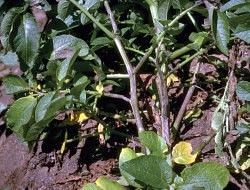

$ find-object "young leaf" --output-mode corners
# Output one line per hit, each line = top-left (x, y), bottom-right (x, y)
(12, 13), (40, 68)
(216, 11), (230, 55)
(172, 141), (197, 165)
(6, 96), (37, 136)
(179, 162), (230, 190)
(236, 81), (250, 101)
(121, 155), (174, 188)
(95, 176), (126, 190)
(138, 131), (168, 156)
(3, 75), (29, 94)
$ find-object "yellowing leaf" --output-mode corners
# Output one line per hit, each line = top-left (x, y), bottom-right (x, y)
(66, 111), (89, 125)
(96, 176), (126, 190)
(37, 84), (41, 90)
(240, 158), (250, 171)
(96, 83), (104, 94)
(172, 141), (197, 165)
(166, 74), (179, 86)
(184, 108), (202, 120)
(60, 141), (66, 154)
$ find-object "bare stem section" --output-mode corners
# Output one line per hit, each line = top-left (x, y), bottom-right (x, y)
(104, 1), (145, 133)
(154, 39), (170, 145)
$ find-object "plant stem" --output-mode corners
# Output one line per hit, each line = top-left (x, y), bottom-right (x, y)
(104, 1), (145, 133)
(155, 39), (170, 145)
(168, 49), (205, 76)
(106, 74), (129, 78)
(125, 47), (155, 62)
(168, 2), (202, 27)
(172, 62), (200, 140)
(68, 0), (114, 39)
(134, 44), (157, 74)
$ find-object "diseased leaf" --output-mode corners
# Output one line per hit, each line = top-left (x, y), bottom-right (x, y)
(95, 176), (126, 190)
(121, 155), (174, 188)
(172, 141), (197, 165)
(216, 11), (230, 55)
(3, 75), (29, 94)
(179, 162), (230, 190)
(139, 131), (168, 156)
(12, 13), (40, 68)
(236, 81), (250, 101)
(6, 96), (37, 137)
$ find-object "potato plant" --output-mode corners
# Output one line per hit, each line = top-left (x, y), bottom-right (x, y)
(0, 0), (250, 189)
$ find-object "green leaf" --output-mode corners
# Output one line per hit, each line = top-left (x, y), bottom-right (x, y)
(35, 92), (56, 122)
(236, 121), (250, 134)
(158, 0), (172, 20)
(139, 131), (168, 156)
(12, 13), (40, 68)
(6, 96), (37, 136)
(234, 24), (250, 43)
(119, 148), (142, 188)
(0, 7), (23, 48)
(58, 0), (73, 20)
(0, 7), (22, 36)
(95, 176), (126, 190)
(51, 35), (89, 60)
(179, 162), (230, 190)
(91, 37), (112, 48)
(3, 75), (29, 94)
(24, 120), (49, 141)
(71, 76), (90, 102)
(35, 92), (67, 122)
(121, 155), (174, 188)
(220, 0), (249, 12)
(84, 0), (100, 10)
(56, 48), (80, 82)
(236, 81), (250, 101)
(82, 183), (102, 190)
(216, 11), (230, 55)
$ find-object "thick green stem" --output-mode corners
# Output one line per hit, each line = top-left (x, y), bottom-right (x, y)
(68, 0), (114, 39)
